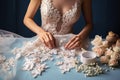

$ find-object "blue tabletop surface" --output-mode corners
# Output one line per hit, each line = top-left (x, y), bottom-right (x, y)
(0, 37), (120, 80)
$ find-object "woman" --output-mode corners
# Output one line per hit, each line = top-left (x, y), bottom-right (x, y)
(23, 0), (93, 49)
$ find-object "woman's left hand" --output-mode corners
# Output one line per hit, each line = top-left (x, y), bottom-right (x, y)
(65, 35), (82, 49)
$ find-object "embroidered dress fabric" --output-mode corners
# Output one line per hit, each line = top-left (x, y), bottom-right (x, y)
(12, 34), (84, 78)
(40, 0), (82, 34)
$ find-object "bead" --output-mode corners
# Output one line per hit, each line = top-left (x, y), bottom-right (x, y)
(76, 62), (104, 77)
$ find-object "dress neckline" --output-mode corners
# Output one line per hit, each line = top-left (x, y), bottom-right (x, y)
(50, 0), (77, 17)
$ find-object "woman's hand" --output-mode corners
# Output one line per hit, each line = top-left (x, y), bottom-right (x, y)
(65, 35), (83, 49)
(38, 31), (56, 49)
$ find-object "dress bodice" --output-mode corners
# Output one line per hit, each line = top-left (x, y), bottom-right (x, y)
(40, 0), (82, 35)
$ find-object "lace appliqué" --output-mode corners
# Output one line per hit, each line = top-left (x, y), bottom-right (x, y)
(12, 34), (83, 78)
(40, 0), (82, 35)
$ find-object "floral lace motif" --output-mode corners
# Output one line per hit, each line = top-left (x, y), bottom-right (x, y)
(40, 0), (82, 35)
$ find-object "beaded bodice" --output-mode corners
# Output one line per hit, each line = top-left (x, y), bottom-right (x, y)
(40, 0), (82, 35)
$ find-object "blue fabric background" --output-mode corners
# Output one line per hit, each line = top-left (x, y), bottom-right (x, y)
(0, 0), (120, 38)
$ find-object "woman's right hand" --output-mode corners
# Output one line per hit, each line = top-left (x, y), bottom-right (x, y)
(38, 31), (56, 49)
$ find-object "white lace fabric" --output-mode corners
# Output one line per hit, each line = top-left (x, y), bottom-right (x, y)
(0, 29), (22, 53)
(12, 34), (84, 78)
(40, 0), (82, 35)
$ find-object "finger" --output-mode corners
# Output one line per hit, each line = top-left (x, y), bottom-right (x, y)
(47, 33), (55, 48)
(69, 41), (80, 49)
(66, 37), (79, 49)
(52, 36), (56, 48)
(44, 35), (52, 48)
(41, 37), (48, 47)
(65, 36), (76, 48)
(65, 35), (79, 49)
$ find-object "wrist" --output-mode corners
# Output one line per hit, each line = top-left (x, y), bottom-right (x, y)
(77, 33), (87, 40)
(36, 28), (46, 35)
